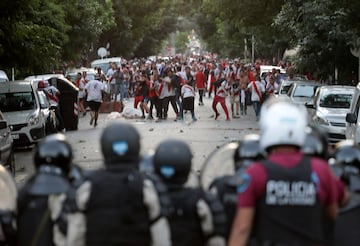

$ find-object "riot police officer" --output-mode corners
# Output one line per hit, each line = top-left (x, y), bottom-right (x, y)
(66, 122), (171, 245)
(209, 134), (263, 239)
(332, 142), (360, 246)
(153, 139), (227, 246)
(229, 97), (345, 246)
(17, 134), (73, 246)
(302, 125), (329, 160)
(0, 165), (17, 246)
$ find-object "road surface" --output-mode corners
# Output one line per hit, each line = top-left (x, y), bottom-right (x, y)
(14, 96), (259, 185)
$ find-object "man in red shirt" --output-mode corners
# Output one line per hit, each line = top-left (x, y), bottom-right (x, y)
(195, 65), (206, 106)
(229, 98), (347, 246)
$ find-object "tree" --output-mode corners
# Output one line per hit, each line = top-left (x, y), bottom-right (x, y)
(0, 0), (69, 77)
(274, 0), (360, 81)
(196, 0), (288, 60)
(60, 0), (115, 64)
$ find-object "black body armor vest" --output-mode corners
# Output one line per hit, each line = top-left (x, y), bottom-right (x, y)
(85, 168), (151, 246)
(253, 157), (324, 245)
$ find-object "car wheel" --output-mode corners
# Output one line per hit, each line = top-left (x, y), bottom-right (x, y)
(6, 150), (15, 176)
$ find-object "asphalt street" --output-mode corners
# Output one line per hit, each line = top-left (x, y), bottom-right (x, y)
(14, 96), (259, 185)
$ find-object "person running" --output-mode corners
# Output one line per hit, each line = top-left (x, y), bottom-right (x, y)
(85, 78), (104, 127)
(212, 79), (231, 121)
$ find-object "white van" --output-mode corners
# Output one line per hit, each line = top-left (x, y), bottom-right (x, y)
(91, 57), (122, 74)
(0, 80), (46, 146)
(345, 82), (360, 144)
(259, 65), (286, 79)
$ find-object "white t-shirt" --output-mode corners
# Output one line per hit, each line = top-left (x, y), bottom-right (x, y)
(247, 81), (265, 102)
(216, 81), (230, 98)
(85, 80), (104, 102)
(181, 84), (195, 98)
(78, 79), (86, 99)
(43, 86), (59, 107)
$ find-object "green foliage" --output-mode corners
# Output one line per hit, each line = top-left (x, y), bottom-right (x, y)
(61, 0), (115, 62)
(1, 0), (358, 81)
(0, 0), (69, 76)
(274, 0), (359, 81)
(97, 0), (176, 58)
(197, 0), (287, 59)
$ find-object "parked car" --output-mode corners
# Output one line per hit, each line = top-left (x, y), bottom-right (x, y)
(0, 80), (46, 146)
(306, 85), (355, 143)
(0, 70), (9, 83)
(274, 79), (295, 97)
(286, 81), (321, 105)
(90, 57), (122, 74)
(345, 83), (360, 144)
(0, 111), (15, 175)
(259, 65), (286, 80)
(65, 67), (97, 83)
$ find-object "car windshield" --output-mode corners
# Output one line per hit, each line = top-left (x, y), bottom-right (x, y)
(0, 92), (36, 112)
(319, 92), (352, 108)
(280, 85), (292, 94)
(293, 85), (316, 98)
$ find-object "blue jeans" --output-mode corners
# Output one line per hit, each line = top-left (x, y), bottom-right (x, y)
(115, 82), (125, 101)
(252, 101), (261, 118)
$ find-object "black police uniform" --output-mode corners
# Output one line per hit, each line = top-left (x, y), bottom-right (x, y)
(253, 157), (324, 245)
(85, 165), (151, 245)
(17, 166), (70, 246)
(210, 176), (238, 238)
(17, 134), (73, 246)
(0, 166), (17, 246)
(332, 144), (360, 246)
(167, 186), (226, 246)
(209, 137), (263, 239)
(154, 139), (227, 246)
(65, 122), (171, 245)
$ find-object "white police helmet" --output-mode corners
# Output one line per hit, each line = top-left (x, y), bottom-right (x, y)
(259, 97), (308, 151)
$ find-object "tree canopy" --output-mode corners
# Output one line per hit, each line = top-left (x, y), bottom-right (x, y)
(0, 0), (359, 81)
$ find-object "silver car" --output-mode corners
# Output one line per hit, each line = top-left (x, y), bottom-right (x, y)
(287, 81), (321, 105)
(306, 85), (355, 143)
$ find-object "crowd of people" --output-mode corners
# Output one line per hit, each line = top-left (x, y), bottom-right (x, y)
(68, 57), (293, 125)
(0, 96), (360, 245)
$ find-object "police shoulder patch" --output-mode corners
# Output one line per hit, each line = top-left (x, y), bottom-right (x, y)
(236, 173), (251, 194)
